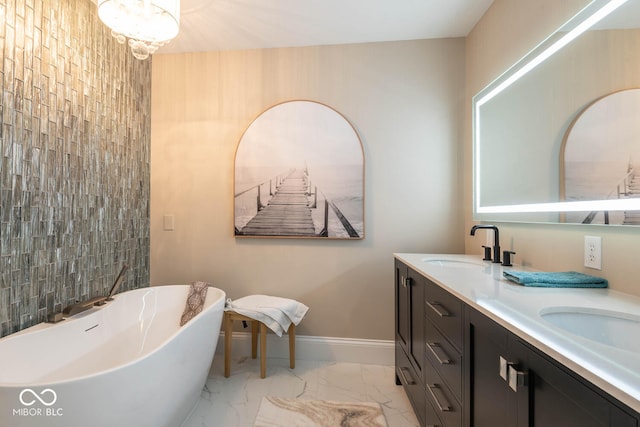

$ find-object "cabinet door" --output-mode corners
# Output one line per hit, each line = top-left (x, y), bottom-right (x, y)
(520, 337), (637, 427)
(467, 307), (521, 427)
(467, 306), (638, 427)
(395, 260), (425, 375)
(395, 260), (410, 355)
(395, 260), (427, 426)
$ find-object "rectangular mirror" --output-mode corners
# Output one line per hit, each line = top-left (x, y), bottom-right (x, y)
(473, 0), (640, 225)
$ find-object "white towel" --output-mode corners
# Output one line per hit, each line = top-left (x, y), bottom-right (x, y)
(225, 295), (309, 337)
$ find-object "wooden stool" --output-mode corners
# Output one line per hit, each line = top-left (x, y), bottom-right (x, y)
(224, 310), (296, 378)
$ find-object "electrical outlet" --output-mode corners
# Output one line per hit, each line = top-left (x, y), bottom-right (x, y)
(584, 236), (602, 270)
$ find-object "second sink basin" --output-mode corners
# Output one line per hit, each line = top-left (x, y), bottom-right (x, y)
(540, 306), (640, 353)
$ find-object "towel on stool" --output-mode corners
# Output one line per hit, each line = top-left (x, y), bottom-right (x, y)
(503, 271), (608, 288)
(225, 295), (309, 336)
(180, 281), (210, 326)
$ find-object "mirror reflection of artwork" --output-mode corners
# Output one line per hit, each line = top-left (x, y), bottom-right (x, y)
(234, 101), (364, 239)
(562, 88), (640, 224)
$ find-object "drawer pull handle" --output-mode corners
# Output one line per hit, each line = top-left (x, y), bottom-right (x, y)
(427, 342), (451, 365)
(397, 367), (416, 386)
(426, 301), (450, 317)
(427, 384), (451, 412)
(499, 356), (509, 381)
(499, 356), (528, 392)
(508, 365), (528, 392)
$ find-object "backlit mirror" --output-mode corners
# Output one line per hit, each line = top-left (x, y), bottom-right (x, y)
(473, 0), (640, 224)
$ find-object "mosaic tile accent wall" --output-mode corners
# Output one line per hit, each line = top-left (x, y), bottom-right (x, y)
(0, 0), (151, 337)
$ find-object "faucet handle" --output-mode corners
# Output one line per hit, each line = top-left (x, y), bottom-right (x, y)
(481, 245), (492, 261)
(502, 250), (516, 267)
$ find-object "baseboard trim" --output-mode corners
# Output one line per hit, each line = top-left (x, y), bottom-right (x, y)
(216, 332), (394, 365)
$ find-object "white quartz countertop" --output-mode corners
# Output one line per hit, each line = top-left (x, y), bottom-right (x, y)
(395, 253), (640, 413)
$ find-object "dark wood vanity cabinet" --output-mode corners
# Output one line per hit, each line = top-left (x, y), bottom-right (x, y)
(395, 260), (464, 427)
(466, 306), (638, 427)
(394, 259), (640, 427)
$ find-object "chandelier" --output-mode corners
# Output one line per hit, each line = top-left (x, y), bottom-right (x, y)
(97, 0), (180, 60)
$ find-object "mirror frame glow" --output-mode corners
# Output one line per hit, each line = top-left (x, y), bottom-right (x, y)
(473, 0), (632, 218)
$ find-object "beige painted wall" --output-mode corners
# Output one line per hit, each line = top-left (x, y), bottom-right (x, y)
(465, 0), (640, 296)
(151, 39), (466, 340)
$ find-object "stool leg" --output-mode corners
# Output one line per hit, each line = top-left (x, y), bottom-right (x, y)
(288, 324), (296, 369)
(260, 323), (267, 378)
(251, 321), (258, 359)
(224, 313), (232, 378)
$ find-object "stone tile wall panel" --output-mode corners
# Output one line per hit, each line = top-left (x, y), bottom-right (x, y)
(0, 0), (151, 336)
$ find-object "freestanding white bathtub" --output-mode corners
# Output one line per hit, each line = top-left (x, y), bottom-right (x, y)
(0, 285), (225, 427)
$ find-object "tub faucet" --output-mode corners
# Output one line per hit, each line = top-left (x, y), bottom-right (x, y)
(107, 264), (129, 301)
(62, 296), (108, 317)
(62, 264), (129, 317)
(470, 225), (501, 263)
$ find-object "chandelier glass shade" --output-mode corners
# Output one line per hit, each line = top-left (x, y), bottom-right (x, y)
(97, 0), (180, 60)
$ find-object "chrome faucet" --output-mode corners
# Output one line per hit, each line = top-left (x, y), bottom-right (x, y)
(470, 225), (501, 263)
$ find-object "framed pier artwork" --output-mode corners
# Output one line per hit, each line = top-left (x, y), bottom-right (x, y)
(561, 88), (640, 225)
(234, 100), (364, 239)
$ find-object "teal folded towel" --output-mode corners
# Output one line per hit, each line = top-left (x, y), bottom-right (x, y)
(503, 271), (608, 288)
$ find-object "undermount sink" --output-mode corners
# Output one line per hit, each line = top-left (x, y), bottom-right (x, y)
(422, 258), (487, 269)
(540, 307), (640, 353)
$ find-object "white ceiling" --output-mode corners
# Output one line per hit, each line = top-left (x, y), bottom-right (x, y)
(157, 0), (494, 54)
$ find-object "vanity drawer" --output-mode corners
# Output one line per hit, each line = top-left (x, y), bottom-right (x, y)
(424, 320), (462, 402)
(424, 279), (463, 351)
(396, 343), (426, 426)
(425, 393), (445, 427)
(424, 366), (462, 427)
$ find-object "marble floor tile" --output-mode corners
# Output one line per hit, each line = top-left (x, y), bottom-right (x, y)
(181, 355), (420, 427)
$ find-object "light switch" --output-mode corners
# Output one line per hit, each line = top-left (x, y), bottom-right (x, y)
(163, 214), (175, 231)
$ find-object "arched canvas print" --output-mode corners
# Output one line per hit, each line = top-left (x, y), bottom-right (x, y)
(234, 101), (364, 239)
(562, 88), (640, 224)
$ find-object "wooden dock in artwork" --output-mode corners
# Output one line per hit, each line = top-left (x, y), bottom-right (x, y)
(623, 172), (640, 225)
(580, 167), (640, 225)
(239, 169), (317, 236)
